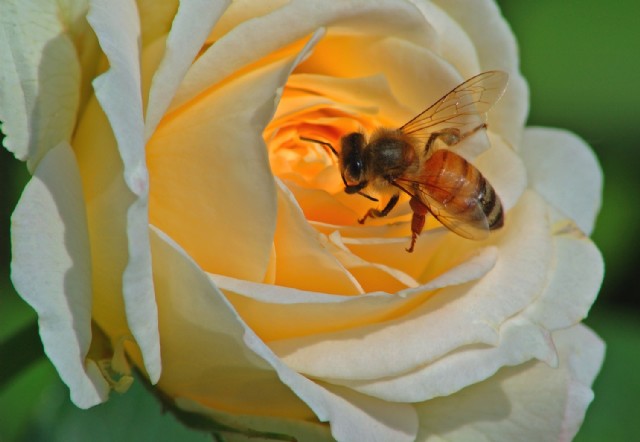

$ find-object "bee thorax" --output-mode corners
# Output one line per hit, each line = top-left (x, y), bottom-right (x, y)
(366, 131), (416, 180)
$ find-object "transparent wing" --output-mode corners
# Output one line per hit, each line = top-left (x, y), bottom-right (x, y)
(417, 188), (490, 240)
(398, 71), (509, 141)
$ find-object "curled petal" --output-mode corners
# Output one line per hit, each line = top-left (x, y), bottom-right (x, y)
(521, 127), (603, 235)
(144, 0), (230, 139)
(329, 316), (557, 402)
(149, 226), (419, 441)
(146, 31), (324, 282)
(273, 180), (363, 294)
(524, 228), (604, 330)
(415, 324), (604, 442)
(87, 0), (160, 382)
(173, 0), (435, 110)
(0, 1), (81, 170)
(214, 245), (496, 342)
(11, 142), (108, 407)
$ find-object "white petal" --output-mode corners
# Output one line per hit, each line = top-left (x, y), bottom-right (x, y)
(144, 0), (230, 139)
(149, 226), (418, 442)
(318, 383), (418, 442)
(87, 0), (160, 382)
(524, 232), (603, 330)
(415, 324), (604, 442)
(328, 220), (603, 402)
(521, 127), (603, 235)
(474, 133), (527, 212)
(408, 1), (481, 75)
(0, 1), (81, 170)
(332, 316), (557, 403)
(11, 142), (109, 408)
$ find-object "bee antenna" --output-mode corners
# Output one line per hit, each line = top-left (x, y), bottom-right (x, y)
(299, 136), (339, 158)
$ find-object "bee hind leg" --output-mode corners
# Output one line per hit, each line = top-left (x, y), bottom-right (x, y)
(407, 195), (429, 253)
(358, 193), (400, 224)
(424, 123), (487, 153)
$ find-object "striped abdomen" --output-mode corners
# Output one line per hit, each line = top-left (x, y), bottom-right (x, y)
(412, 149), (504, 239)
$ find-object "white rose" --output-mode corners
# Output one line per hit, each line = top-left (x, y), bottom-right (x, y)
(2, 0), (604, 440)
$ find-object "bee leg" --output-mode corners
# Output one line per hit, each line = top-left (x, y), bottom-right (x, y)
(425, 128), (461, 152)
(407, 195), (429, 253)
(424, 124), (488, 152)
(358, 193), (400, 224)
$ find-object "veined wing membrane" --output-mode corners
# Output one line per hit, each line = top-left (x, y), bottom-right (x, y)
(399, 71), (509, 141)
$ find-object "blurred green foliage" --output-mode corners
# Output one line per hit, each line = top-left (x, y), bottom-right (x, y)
(1, 0), (639, 440)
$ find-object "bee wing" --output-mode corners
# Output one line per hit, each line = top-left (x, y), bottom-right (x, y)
(398, 71), (509, 140)
(417, 188), (490, 240)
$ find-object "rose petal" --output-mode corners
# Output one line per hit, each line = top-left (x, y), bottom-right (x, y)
(149, 226), (418, 442)
(0, 1), (81, 170)
(11, 142), (109, 408)
(521, 127), (603, 235)
(73, 98), (141, 373)
(330, 316), (557, 403)
(338, 228), (448, 281)
(174, 397), (334, 441)
(524, 227), (604, 329)
(327, 231), (420, 292)
(318, 382), (418, 442)
(136, 0), (178, 47)
(286, 181), (360, 226)
(87, 0), (160, 382)
(431, 0), (529, 148)
(283, 72), (413, 125)
(144, 0), (230, 139)
(347, 216), (603, 402)
(214, 245), (495, 342)
(273, 179), (363, 294)
(408, 1), (481, 75)
(173, 0), (434, 110)
(269, 192), (551, 380)
(147, 34), (321, 282)
(147, 227), (313, 419)
(414, 324), (604, 442)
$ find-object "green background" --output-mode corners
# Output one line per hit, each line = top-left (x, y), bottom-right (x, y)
(1, 1), (639, 440)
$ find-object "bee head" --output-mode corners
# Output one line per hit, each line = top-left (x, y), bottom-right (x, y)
(340, 132), (368, 193)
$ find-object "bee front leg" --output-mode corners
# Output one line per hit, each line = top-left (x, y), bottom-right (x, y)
(407, 195), (429, 253)
(358, 193), (400, 224)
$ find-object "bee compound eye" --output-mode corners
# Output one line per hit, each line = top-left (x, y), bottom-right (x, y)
(349, 159), (363, 178)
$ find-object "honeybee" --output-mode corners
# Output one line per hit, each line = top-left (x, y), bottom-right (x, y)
(301, 71), (508, 252)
